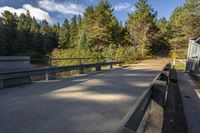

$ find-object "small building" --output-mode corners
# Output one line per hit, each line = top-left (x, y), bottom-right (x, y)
(186, 37), (200, 72)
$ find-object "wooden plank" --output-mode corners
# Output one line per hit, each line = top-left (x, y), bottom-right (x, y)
(169, 69), (177, 83)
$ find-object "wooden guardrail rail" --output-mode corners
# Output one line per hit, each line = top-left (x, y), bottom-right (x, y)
(117, 63), (170, 133)
(117, 63), (188, 133)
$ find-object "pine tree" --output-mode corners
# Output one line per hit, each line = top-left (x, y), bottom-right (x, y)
(88, 0), (113, 55)
(1, 11), (18, 55)
(127, 0), (159, 57)
(79, 6), (95, 50)
(169, 0), (200, 49)
(15, 11), (32, 54)
(77, 15), (84, 49)
(69, 15), (78, 48)
(40, 20), (58, 55)
(30, 17), (44, 58)
(0, 17), (7, 55)
(58, 18), (70, 49)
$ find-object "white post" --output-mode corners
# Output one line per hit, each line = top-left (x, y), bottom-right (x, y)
(173, 59), (176, 69)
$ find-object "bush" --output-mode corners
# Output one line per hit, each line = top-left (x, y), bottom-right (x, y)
(115, 46), (142, 63)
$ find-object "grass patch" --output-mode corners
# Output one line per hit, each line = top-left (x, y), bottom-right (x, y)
(174, 61), (185, 71)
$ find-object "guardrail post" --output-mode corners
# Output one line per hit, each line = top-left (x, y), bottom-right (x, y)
(110, 64), (113, 68)
(49, 58), (52, 68)
(46, 58), (57, 80)
(0, 80), (3, 89)
(79, 68), (84, 74)
(151, 80), (166, 114)
(78, 59), (84, 74)
(96, 66), (101, 71)
(119, 62), (122, 67)
(46, 73), (57, 80)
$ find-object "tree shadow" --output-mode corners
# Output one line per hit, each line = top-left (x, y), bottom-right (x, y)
(0, 67), (161, 133)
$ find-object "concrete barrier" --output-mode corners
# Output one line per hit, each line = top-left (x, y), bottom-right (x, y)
(0, 56), (31, 88)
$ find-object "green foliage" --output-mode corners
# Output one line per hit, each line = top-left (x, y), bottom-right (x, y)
(174, 60), (185, 71)
(126, 0), (159, 58)
(169, 0), (200, 47)
(0, 10), (58, 58)
(69, 15), (78, 48)
(58, 18), (70, 49)
(51, 48), (97, 66)
(115, 46), (142, 63)
(0, 0), (198, 63)
(167, 0), (200, 58)
(1, 11), (17, 55)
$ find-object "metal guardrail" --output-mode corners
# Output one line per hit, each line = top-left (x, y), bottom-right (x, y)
(0, 61), (122, 80)
(0, 57), (113, 61)
(0, 57), (116, 68)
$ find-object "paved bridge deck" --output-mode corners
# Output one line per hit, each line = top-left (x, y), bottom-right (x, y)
(0, 59), (168, 133)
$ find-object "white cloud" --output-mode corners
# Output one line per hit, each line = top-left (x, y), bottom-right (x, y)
(114, 3), (133, 12)
(0, 6), (26, 16)
(0, 4), (53, 23)
(38, 0), (84, 15)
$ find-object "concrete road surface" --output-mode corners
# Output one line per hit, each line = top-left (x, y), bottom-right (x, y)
(0, 59), (168, 133)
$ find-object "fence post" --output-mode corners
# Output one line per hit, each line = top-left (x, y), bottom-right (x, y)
(96, 65), (101, 71)
(0, 80), (3, 89)
(49, 58), (52, 68)
(79, 58), (84, 74)
(119, 62), (122, 67)
(46, 58), (57, 80)
(46, 73), (57, 80)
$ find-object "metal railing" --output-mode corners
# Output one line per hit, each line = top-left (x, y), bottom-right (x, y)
(0, 61), (122, 80)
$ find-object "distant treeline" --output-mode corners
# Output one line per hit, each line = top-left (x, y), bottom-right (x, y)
(0, 0), (199, 61)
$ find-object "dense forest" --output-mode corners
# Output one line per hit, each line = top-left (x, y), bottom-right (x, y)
(0, 0), (199, 62)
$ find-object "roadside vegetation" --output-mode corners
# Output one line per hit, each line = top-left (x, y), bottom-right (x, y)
(0, 0), (199, 66)
(174, 60), (186, 72)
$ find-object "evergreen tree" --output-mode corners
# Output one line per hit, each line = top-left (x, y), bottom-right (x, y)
(30, 17), (43, 58)
(40, 20), (58, 55)
(77, 15), (84, 49)
(58, 18), (70, 49)
(90, 0), (112, 48)
(169, 0), (200, 49)
(127, 0), (159, 57)
(69, 15), (78, 48)
(79, 6), (95, 49)
(155, 17), (170, 51)
(15, 11), (32, 54)
(110, 16), (122, 46)
(87, 0), (114, 57)
(0, 17), (7, 55)
(1, 11), (18, 55)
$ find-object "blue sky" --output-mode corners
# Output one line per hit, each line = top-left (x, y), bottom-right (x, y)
(0, 0), (185, 24)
